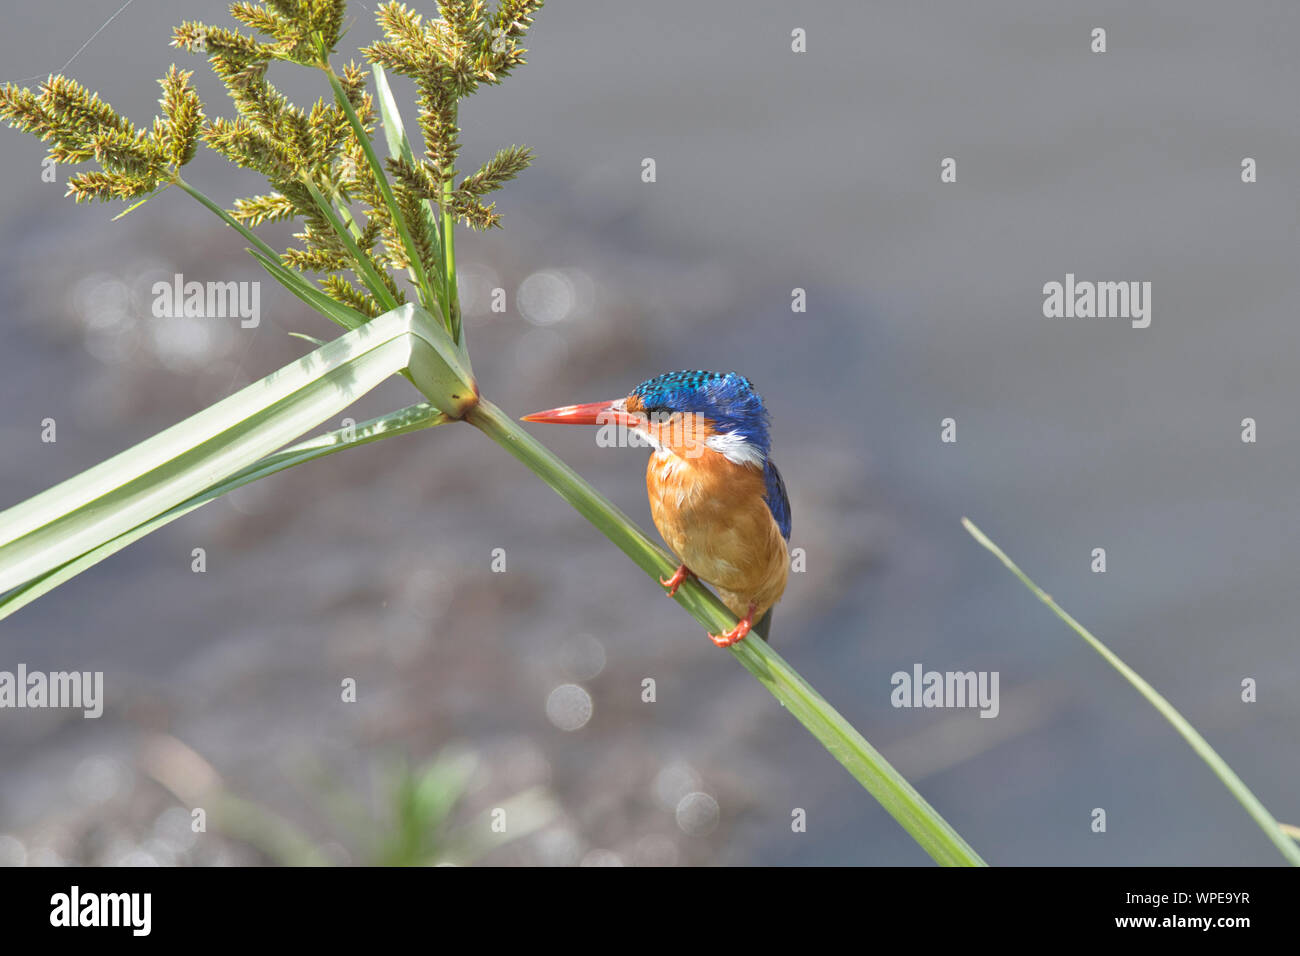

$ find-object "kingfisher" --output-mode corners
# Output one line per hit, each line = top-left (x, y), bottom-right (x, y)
(522, 370), (791, 648)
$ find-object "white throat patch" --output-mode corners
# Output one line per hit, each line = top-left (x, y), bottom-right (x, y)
(705, 431), (765, 468)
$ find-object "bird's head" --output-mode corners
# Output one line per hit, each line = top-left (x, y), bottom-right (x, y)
(522, 369), (772, 466)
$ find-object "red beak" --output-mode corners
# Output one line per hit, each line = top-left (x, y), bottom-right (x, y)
(521, 399), (640, 428)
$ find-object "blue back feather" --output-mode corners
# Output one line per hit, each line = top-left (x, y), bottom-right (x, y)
(764, 460), (792, 541)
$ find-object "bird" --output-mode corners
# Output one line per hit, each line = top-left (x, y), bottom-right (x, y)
(522, 370), (791, 648)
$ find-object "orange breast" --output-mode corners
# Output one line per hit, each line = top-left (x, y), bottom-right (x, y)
(646, 448), (788, 621)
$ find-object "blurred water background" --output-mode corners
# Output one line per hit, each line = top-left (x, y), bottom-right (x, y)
(1, 1), (1298, 865)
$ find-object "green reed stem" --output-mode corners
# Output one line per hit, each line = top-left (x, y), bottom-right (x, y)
(964, 517), (1300, 866)
(468, 398), (987, 866)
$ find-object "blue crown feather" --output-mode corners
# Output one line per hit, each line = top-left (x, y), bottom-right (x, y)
(632, 370), (769, 456)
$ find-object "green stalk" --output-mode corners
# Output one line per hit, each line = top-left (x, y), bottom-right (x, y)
(300, 175), (400, 311)
(248, 247), (366, 331)
(441, 178), (462, 348)
(371, 63), (444, 287)
(176, 176), (369, 332)
(963, 517), (1300, 866)
(174, 175), (279, 261)
(320, 58), (440, 323)
(441, 104), (462, 347)
(468, 398), (986, 866)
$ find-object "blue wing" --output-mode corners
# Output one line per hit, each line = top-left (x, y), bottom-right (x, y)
(763, 460), (792, 540)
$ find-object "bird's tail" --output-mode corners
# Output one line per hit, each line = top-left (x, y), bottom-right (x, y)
(752, 609), (773, 642)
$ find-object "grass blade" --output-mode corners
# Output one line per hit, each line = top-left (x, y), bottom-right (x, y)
(372, 63), (443, 286)
(0, 307), (428, 592)
(0, 403), (449, 620)
(322, 62), (439, 323)
(248, 247), (367, 331)
(174, 176), (279, 262)
(299, 175), (400, 312)
(962, 517), (1300, 866)
(440, 145), (461, 349)
(288, 332), (328, 347)
(174, 177), (370, 333)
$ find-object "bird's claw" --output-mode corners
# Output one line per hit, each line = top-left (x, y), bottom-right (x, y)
(659, 564), (693, 598)
(708, 606), (756, 648)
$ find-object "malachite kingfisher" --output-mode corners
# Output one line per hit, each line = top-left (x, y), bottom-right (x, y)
(522, 370), (791, 648)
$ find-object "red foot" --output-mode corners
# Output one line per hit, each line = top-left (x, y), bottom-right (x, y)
(709, 605), (756, 648)
(659, 564), (693, 598)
